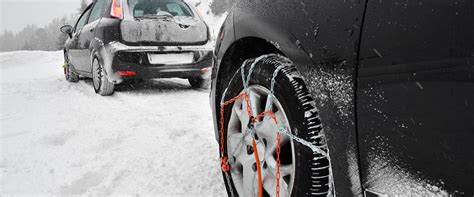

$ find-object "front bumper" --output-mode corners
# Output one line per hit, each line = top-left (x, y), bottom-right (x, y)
(101, 41), (214, 84)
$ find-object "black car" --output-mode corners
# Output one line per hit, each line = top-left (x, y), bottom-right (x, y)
(60, 0), (213, 95)
(211, 0), (473, 196)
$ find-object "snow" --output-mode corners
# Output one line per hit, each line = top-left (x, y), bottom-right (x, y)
(365, 151), (449, 196)
(0, 51), (226, 195)
(303, 63), (354, 119)
(362, 136), (449, 196)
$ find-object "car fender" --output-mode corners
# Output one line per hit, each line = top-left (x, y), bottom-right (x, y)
(212, 8), (314, 140)
(91, 39), (124, 84)
(233, 10), (314, 69)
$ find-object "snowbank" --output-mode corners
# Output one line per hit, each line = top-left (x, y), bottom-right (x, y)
(0, 51), (226, 195)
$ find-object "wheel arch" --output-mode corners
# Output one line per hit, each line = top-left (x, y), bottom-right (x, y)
(213, 27), (363, 196)
(214, 11), (316, 103)
(213, 36), (284, 141)
(89, 37), (104, 70)
(90, 43), (114, 81)
(213, 32), (313, 142)
(216, 36), (283, 91)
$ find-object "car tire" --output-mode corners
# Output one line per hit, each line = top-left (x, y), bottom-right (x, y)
(218, 54), (331, 196)
(92, 58), (115, 96)
(188, 76), (211, 89)
(64, 63), (80, 83)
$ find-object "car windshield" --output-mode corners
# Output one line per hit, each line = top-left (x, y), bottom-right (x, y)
(127, 0), (194, 18)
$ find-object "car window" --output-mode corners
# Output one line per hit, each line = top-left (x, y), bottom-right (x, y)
(75, 7), (92, 32)
(127, 0), (194, 17)
(88, 0), (108, 23)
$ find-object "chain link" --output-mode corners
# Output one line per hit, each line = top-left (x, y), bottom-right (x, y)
(277, 127), (328, 157)
(219, 92), (247, 172)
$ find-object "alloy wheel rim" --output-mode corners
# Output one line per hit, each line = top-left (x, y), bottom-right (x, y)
(226, 85), (295, 197)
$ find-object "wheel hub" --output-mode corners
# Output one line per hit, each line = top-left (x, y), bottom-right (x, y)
(226, 85), (295, 197)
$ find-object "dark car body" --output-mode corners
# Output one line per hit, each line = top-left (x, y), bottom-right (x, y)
(63, 0), (213, 85)
(211, 0), (474, 196)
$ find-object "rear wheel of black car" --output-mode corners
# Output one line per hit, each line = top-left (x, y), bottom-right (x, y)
(92, 58), (115, 96)
(188, 76), (211, 89)
(218, 55), (331, 196)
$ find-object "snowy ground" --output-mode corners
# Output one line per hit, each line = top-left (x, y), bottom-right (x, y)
(0, 51), (226, 196)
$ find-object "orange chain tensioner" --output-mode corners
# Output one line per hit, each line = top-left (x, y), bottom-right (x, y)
(219, 91), (282, 197)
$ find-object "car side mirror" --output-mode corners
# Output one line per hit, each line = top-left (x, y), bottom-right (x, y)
(60, 25), (73, 38)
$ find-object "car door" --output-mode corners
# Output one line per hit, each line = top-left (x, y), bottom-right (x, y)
(78, 0), (108, 72)
(357, 0), (474, 195)
(69, 5), (93, 72)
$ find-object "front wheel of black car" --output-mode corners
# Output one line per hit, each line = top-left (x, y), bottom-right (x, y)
(188, 76), (211, 89)
(92, 58), (115, 96)
(217, 54), (332, 196)
(64, 63), (79, 83)
(63, 52), (79, 83)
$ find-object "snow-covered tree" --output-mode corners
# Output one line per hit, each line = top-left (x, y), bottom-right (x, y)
(0, 14), (76, 52)
(0, 30), (17, 52)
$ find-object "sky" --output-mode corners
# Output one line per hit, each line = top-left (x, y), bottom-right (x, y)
(0, 0), (86, 33)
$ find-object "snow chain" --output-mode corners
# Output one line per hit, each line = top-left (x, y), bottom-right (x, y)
(219, 54), (333, 197)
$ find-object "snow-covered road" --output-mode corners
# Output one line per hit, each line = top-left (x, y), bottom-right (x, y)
(0, 51), (226, 196)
